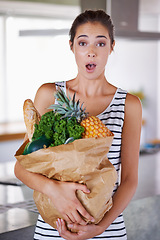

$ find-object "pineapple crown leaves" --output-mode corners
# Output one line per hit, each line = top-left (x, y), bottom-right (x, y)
(48, 87), (88, 122)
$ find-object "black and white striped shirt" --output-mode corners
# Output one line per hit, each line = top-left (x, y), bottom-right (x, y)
(34, 81), (127, 240)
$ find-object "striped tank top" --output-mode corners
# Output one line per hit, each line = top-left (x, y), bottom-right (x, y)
(34, 81), (128, 240)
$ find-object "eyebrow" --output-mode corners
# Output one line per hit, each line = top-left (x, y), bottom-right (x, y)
(97, 35), (107, 39)
(77, 34), (107, 39)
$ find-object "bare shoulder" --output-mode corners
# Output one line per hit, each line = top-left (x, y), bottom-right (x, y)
(123, 92), (142, 135)
(36, 82), (56, 95)
(125, 93), (142, 118)
(34, 83), (56, 115)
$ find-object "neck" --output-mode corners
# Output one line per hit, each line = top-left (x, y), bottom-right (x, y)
(74, 74), (108, 97)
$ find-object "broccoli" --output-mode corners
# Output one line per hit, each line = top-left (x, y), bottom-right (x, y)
(32, 111), (84, 147)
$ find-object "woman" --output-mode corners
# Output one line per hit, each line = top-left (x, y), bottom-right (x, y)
(14, 10), (142, 240)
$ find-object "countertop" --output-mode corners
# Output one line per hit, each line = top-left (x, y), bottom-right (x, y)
(0, 161), (38, 239)
(123, 195), (160, 240)
(0, 209), (38, 240)
(0, 122), (25, 141)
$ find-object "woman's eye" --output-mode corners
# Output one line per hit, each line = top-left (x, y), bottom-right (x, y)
(97, 42), (105, 47)
(79, 41), (87, 46)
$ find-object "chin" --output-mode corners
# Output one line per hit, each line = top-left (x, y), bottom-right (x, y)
(86, 73), (104, 81)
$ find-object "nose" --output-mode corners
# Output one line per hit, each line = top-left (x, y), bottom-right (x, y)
(88, 46), (96, 58)
(88, 52), (96, 58)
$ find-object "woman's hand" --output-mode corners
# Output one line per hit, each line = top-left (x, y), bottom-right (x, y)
(15, 161), (94, 225)
(47, 180), (95, 225)
(56, 219), (104, 240)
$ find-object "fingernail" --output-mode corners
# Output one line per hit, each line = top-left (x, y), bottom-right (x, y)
(91, 218), (95, 222)
(68, 223), (73, 228)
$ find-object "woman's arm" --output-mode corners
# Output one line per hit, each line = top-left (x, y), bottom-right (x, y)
(56, 94), (142, 239)
(14, 83), (94, 225)
(98, 93), (142, 230)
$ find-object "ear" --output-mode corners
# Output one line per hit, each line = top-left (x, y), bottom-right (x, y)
(69, 40), (74, 52)
(110, 40), (115, 54)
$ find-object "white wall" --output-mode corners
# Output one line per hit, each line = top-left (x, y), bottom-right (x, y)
(157, 16), (160, 138)
(104, 0), (160, 142)
(105, 38), (158, 141)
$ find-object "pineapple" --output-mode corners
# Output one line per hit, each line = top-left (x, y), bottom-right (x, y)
(49, 88), (113, 138)
(81, 116), (113, 138)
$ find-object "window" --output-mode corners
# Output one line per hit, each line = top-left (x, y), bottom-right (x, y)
(0, 16), (5, 123)
(0, 3), (79, 123)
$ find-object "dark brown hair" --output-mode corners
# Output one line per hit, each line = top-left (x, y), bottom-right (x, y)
(69, 10), (115, 47)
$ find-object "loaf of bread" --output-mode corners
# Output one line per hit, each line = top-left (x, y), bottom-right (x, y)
(23, 99), (41, 141)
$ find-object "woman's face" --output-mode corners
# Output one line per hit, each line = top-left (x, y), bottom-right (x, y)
(70, 22), (114, 80)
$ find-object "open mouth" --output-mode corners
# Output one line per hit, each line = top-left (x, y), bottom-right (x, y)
(86, 63), (96, 71)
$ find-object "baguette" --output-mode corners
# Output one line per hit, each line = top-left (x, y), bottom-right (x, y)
(23, 99), (41, 141)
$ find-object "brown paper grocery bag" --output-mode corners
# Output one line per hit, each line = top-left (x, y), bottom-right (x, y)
(15, 136), (117, 228)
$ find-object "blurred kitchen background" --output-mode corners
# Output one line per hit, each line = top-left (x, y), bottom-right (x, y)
(0, 1), (160, 239)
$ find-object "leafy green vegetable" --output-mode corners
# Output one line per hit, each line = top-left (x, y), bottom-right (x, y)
(32, 111), (84, 147)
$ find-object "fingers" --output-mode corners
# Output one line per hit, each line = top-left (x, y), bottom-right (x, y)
(73, 183), (95, 223)
(67, 222), (88, 232)
(64, 208), (94, 225)
(70, 210), (87, 226)
(57, 219), (98, 240)
(63, 214), (73, 224)
(65, 209), (88, 225)
(56, 218), (78, 240)
(66, 205), (94, 225)
(75, 183), (90, 194)
(66, 213), (76, 224)
(56, 219), (67, 237)
(52, 181), (94, 225)
(77, 205), (95, 223)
